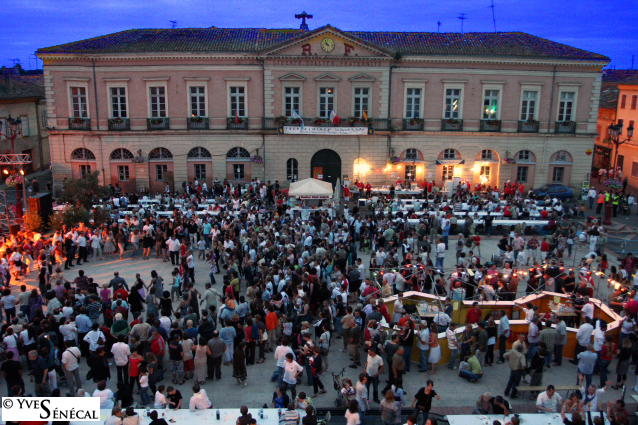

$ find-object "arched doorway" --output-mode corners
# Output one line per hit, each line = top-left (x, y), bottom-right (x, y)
(187, 147), (212, 186)
(149, 147), (174, 194)
(353, 158), (370, 183)
(472, 149), (500, 187)
(435, 148), (463, 186)
(510, 150), (537, 187)
(311, 149), (341, 187)
(226, 147), (251, 182)
(109, 148), (136, 193)
(70, 148), (96, 179)
(399, 149), (425, 186)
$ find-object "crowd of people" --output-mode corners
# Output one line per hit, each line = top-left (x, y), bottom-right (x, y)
(0, 176), (635, 425)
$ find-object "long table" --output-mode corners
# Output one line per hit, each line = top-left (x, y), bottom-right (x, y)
(447, 413), (604, 425)
(62, 408), (306, 425)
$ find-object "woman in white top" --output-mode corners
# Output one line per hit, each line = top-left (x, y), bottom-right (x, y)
(91, 231), (103, 261)
(344, 400), (360, 425)
(3, 327), (20, 359)
(392, 295), (404, 324)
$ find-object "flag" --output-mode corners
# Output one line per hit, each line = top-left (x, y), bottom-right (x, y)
(292, 110), (304, 129)
(363, 109), (368, 120)
(235, 105), (240, 124)
(329, 110), (341, 126)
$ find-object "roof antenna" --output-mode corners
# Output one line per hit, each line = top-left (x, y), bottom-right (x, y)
(9, 59), (21, 67)
(457, 13), (467, 35)
(170, 21), (177, 29)
(437, 21), (441, 33)
(488, 0), (497, 32)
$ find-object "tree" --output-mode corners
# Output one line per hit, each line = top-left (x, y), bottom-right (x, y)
(49, 206), (90, 230)
(58, 171), (110, 209)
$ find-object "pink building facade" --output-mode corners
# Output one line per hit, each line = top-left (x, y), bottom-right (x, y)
(37, 25), (608, 194)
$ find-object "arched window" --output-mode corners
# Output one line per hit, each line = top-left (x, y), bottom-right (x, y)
(443, 149), (457, 159)
(517, 150), (536, 162)
(405, 149), (418, 160)
(149, 147), (173, 161)
(187, 147), (212, 159)
(481, 149), (495, 160)
(109, 148), (134, 161)
(286, 158), (298, 181)
(70, 148), (96, 161)
(553, 150), (571, 163)
(226, 147), (250, 160)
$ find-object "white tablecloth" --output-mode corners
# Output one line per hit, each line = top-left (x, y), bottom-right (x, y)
(448, 413), (564, 425)
(71, 408), (304, 425)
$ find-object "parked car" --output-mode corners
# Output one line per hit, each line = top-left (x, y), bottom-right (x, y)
(531, 184), (574, 201)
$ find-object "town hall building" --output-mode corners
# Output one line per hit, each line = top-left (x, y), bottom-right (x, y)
(37, 18), (608, 194)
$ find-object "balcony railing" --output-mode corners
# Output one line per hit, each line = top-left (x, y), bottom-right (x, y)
(371, 119), (390, 131)
(107, 118), (130, 131)
(402, 118), (424, 131)
(147, 118), (170, 130)
(555, 121), (576, 134)
(227, 118), (248, 130)
(480, 119), (502, 132)
(68, 117), (91, 130)
(187, 117), (209, 130)
(518, 120), (539, 133)
(441, 119), (463, 131)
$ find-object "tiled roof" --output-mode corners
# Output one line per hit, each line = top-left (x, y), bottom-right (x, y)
(598, 70), (638, 109)
(0, 75), (45, 100)
(37, 26), (608, 62)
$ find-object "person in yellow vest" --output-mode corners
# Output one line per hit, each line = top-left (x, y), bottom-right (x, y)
(613, 192), (621, 217)
(596, 192), (605, 214)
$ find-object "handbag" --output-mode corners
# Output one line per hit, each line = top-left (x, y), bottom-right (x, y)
(262, 330), (268, 341)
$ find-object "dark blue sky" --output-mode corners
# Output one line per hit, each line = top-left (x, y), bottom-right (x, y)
(6, 0), (637, 70)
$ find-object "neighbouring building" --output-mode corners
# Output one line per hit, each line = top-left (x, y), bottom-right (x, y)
(593, 70), (638, 186)
(0, 66), (49, 173)
(36, 21), (608, 194)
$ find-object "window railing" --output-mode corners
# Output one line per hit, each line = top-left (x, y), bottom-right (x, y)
(480, 119), (502, 132)
(227, 117), (248, 130)
(518, 120), (539, 133)
(402, 118), (425, 131)
(187, 117), (209, 130)
(147, 118), (170, 130)
(555, 121), (576, 134)
(107, 118), (130, 131)
(68, 117), (91, 130)
(441, 119), (463, 131)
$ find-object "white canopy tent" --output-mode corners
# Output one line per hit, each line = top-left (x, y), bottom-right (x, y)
(288, 178), (334, 199)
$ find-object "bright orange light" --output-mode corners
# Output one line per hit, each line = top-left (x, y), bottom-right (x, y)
(19, 170), (24, 175)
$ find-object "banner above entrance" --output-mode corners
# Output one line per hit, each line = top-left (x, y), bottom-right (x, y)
(279, 126), (373, 135)
(436, 159), (466, 165)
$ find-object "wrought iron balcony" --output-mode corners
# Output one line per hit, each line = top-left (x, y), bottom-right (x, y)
(440, 119), (463, 131)
(68, 117), (91, 130)
(371, 119), (390, 131)
(227, 118), (248, 130)
(187, 117), (209, 130)
(518, 120), (539, 133)
(402, 118), (424, 131)
(107, 118), (130, 131)
(480, 119), (502, 132)
(555, 121), (576, 134)
(147, 118), (170, 130)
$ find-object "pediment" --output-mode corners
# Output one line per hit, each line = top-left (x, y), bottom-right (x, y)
(261, 25), (392, 58)
(349, 73), (376, 82)
(279, 73), (307, 81)
(314, 73), (341, 82)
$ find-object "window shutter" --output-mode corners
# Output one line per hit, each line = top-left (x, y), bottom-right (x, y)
(20, 116), (29, 136)
(631, 162), (638, 178)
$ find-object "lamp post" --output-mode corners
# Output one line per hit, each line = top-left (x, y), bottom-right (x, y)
(602, 119), (634, 225)
(0, 116), (25, 223)
(0, 115), (23, 155)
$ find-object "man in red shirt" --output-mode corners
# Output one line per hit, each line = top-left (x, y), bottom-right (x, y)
(465, 302), (482, 324)
(365, 183), (372, 198)
(540, 237), (550, 260)
(540, 209), (549, 219)
(113, 282), (129, 301)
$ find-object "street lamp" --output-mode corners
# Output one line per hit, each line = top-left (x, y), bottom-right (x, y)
(602, 119), (634, 225)
(0, 115), (23, 154)
(0, 115), (26, 224)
